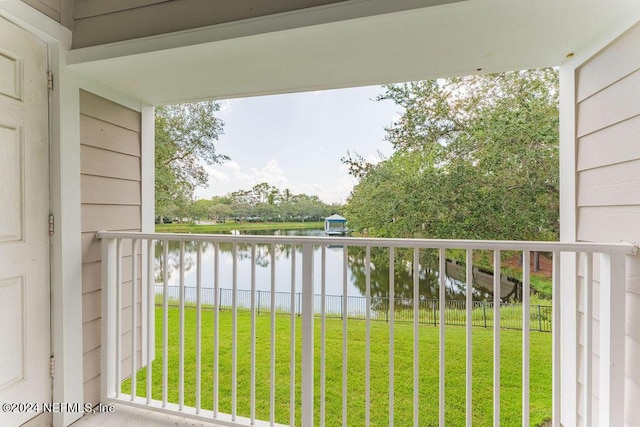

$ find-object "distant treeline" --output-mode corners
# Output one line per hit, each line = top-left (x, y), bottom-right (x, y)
(166, 182), (343, 222)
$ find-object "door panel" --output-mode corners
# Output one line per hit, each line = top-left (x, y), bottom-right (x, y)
(0, 16), (51, 427)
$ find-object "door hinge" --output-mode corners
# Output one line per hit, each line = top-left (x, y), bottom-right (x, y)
(47, 71), (53, 93)
(48, 214), (54, 236)
(50, 356), (55, 378)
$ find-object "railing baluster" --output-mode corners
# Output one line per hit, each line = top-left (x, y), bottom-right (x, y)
(342, 245), (349, 427)
(438, 248), (445, 426)
(466, 249), (473, 427)
(100, 237), (117, 401)
(114, 239), (123, 398)
(196, 241), (202, 413)
(522, 251), (531, 427)
(598, 252), (626, 427)
(290, 245), (296, 427)
(146, 238), (153, 405)
(213, 241), (220, 417)
(365, 246), (371, 427)
(250, 244), (257, 424)
(270, 243), (276, 427)
(162, 240), (169, 408)
(131, 239), (138, 401)
(493, 249), (501, 427)
(413, 247), (419, 427)
(301, 243), (314, 427)
(582, 252), (593, 427)
(232, 243), (238, 421)
(321, 245), (327, 427)
(552, 251), (561, 427)
(389, 246), (395, 427)
(179, 241), (185, 411)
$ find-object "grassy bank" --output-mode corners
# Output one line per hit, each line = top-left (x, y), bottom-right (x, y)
(123, 307), (552, 426)
(155, 221), (323, 234)
(448, 248), (554, 300)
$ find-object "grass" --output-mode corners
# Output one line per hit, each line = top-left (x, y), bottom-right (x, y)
(155, 221), (324, 234)
(123, 307), (552, 426)
(449, 248), (554, 300)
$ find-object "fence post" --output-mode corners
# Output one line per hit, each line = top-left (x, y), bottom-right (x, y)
(301, 243), (314, 427)
(298, 292), (302, 317)
(433, 300), (436, 327)
(537, 305), (542, 332)
(257, 290), (261, 315)
(386, 297), (389, 323)
(483, 300), (487, 329)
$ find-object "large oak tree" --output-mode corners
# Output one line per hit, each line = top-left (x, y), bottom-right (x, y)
(345, 69), (559, 241)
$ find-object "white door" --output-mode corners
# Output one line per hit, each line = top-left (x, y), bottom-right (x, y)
(0, 16), (51, 426)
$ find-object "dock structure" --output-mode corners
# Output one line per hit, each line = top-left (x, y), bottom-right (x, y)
(324, 214), (348, 235)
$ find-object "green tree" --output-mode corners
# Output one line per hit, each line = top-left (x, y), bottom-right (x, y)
(155, 101), (227, 217)
(345, 69), (559, 241)
(209, 203), (232, 222)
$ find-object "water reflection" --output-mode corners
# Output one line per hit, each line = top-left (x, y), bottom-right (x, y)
(155, 229), (522, 302)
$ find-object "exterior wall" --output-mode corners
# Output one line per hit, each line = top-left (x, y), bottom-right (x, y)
(79, 90), (143, 404)
(575, 22), (640, 426)
(71, 0), (348, 48)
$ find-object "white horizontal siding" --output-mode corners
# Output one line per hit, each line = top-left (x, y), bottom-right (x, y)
(79, 90), (142, 406)
(80, 90), (141, 132)
(578, 159), (640, 207)
(576, 21), (640, 426)
(626, 376), (640, 426)
(577, 206), (640, 242)
(80, 115), (141, 156)
(577, 22), (640, 102)
(577, 68), (640, 138)
(83, 318), (101, 353)
(577, 114), (640, 172)
(81, 205), (141, 232)
(80, 145), (141, 181)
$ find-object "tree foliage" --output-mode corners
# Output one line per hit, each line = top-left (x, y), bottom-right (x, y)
(345, 69), (559, 240)
(176, 183), (342, 223)
(155, 101), (227, 217)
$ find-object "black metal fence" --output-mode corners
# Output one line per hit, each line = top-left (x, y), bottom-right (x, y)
(155, 285), (552, 332)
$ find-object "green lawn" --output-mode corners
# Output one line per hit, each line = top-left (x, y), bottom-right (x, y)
(123, 307), (551, 426)
(155, 221), (324, 234)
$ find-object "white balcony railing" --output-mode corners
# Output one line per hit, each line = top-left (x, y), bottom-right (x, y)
(97, 232), (635, 427)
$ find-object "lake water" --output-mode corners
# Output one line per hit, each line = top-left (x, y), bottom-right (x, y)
(156, 228), (520, 302)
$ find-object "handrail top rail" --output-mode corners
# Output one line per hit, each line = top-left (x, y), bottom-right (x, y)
(96, 230), (638, 255)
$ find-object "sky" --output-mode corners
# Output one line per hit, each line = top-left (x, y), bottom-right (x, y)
(194, 85), (401, 204)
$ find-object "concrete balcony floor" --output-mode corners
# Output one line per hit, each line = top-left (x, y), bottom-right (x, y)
(71, 404), (225, 427)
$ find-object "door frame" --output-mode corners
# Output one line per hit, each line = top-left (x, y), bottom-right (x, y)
(0, 5), (85, 427)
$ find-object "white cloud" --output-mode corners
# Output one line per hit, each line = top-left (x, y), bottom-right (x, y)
(208, 169), (229, 182)
(225, 160), (242, 172)
(247, 160), (287, 188)
(365, 152), (386, 165)
(197, 158), (352, 204)
(218, 99), (240, 113)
